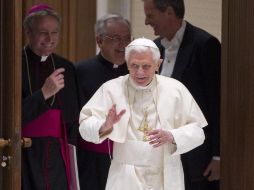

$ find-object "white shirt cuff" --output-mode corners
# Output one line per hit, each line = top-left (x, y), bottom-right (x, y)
(212, 156), (220, 161)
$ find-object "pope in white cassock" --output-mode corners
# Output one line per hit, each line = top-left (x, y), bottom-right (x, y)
(79, 37), (207, 190)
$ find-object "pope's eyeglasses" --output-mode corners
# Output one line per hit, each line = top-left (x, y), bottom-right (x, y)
(129, 64), (152, 71)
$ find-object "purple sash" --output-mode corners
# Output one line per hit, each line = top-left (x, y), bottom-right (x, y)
(79, 139), (113, 154)
(22, 109), (71, 190)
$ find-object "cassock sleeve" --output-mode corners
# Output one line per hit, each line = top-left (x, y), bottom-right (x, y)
(22, 89), (49, 125)
(79, 85), (112, 143)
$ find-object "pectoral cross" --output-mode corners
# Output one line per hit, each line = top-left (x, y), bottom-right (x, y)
(138, 111), (152, 141)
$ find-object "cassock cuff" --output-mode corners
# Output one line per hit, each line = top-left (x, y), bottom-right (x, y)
(79, 116), (104, 144)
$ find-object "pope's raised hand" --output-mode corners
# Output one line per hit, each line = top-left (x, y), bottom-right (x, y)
(99, 104), (126, 137)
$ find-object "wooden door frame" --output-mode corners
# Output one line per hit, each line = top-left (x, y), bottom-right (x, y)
(0, 0), (22, 189)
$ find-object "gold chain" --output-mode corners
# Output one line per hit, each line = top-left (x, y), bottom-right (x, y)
(23, 47), (56, 106)
(126, 77), (160, 141)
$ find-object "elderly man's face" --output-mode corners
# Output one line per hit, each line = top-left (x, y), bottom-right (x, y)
(26, 16), (59, 56)
(127, 50), (160, 86)
(97, 20), (131, 65)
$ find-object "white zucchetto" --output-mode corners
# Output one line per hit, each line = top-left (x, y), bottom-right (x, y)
(127, 37), (159, 50)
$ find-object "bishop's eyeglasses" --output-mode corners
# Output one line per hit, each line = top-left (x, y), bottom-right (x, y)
(103, 34), (132, 44)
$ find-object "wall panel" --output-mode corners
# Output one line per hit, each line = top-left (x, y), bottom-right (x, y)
(221, 0), (254, 189)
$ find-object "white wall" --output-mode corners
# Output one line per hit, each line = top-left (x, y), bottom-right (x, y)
(185, 0), (221, 41)
(97, 0), (222, 41)
(130, 0), (221, 41)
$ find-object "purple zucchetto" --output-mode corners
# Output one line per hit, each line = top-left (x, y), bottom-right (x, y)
(27, 4), (53, 16)
(23, 4), (60, 30)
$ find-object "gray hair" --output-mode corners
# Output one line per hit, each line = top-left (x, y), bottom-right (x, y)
(125, 45), (160, 63)
(143, 0), (185, 18)
(23, 9), (61, 31)
(95, 14), (131, 36)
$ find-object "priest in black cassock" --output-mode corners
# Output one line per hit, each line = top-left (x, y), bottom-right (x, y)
(75, 14), (131, 190)
(21, 4), (80, 190)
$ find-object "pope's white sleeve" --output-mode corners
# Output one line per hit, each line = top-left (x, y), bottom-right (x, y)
(170, 123), (205, 155)
(79, 116), (105, 144)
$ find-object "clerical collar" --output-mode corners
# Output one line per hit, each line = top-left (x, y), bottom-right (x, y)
(128, 75), (156, 91)
(25, 46), (50, 63)
(98, 52), (123, 69)
(41, 55), (48, 62)
(113, 64), (119, 68)
(161, 20), (186, 50)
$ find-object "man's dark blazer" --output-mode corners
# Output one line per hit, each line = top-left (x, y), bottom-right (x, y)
(155, 22), (221, 183)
